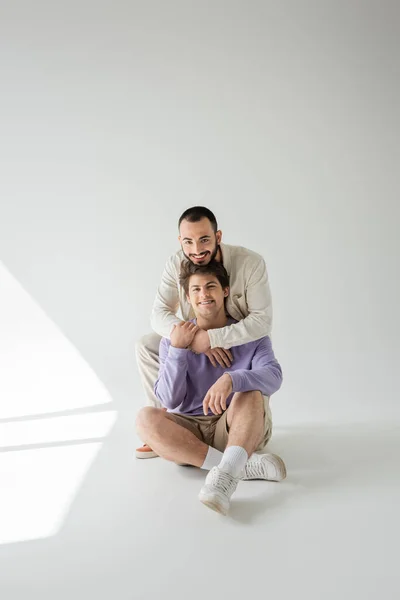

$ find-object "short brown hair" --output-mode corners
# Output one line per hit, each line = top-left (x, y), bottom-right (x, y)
(179, 259), (230, 295)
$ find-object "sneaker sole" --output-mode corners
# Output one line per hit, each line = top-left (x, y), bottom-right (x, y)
(135, 450), (158, 459)
(262, 453), (287, 481)
(271, 454), (287, 481)
(198, 494), (228, 516)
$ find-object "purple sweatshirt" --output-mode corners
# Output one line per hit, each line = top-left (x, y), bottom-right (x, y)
(154, 319), (283, 416)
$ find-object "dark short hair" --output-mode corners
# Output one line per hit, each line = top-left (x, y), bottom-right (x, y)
(178, 206), (218, 233)
(179, 259), (229, 295)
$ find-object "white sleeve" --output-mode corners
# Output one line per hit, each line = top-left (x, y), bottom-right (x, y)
(150, 257), (182, 338)
(208, 257), (272, 349)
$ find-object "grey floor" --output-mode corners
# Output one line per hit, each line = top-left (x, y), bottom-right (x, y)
(1, 412), (399, 600)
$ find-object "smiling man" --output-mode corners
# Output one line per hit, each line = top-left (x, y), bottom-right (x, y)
(135, 206), (273, 458)
(136, 260), (285, 516)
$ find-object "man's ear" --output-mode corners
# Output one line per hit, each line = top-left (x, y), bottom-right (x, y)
(216, 230), (222, 244)
(224, 286), (229, 297)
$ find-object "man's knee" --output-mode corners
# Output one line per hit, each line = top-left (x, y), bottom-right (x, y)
(136, 406), (162, 432)
(136, 332), (161, 351)
(136, 333), (153, 357)
(231, 390), (264, 409)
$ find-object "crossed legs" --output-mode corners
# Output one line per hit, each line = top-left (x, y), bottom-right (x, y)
(136, 390), (265, 466)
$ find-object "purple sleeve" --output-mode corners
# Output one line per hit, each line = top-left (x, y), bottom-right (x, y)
(154, 338), (190, 409)
(226, 337), (283, 396)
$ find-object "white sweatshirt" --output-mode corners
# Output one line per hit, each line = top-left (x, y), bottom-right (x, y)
(150, 243), (273, 349)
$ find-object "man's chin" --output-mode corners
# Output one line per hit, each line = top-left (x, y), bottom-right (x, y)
(182, 243), (219, 265)
(196, 307), (216, 317)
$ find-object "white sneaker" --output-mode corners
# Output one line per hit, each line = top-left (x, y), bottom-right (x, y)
(198, 467), (239, 516)
(243, 453), (287, 482)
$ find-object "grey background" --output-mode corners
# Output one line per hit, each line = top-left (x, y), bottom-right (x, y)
(1, 2), (400, 599)
(1, 1), (399, 421)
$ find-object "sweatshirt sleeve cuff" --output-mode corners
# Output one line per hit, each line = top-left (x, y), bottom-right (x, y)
(225, 370), (246, 392)
(167, 346), (190, 361)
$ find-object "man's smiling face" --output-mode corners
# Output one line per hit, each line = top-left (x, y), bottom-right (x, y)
(179, 218), (222, 265)
(187, 273), (229, 319)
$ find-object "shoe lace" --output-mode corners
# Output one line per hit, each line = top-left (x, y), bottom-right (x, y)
(209, 468), (238, 494)
(244, 460), (265, 480)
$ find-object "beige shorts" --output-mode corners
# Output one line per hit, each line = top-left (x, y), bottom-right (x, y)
(167, 395), (272, 453)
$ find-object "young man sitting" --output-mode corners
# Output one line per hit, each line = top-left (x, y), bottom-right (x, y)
(136, 260), (286, 516)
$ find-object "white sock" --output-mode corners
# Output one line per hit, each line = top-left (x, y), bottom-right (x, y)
(218, 446), (248, 478)
(201, 446), (223, 471)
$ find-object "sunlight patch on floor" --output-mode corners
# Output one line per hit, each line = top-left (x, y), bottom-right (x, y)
(0, 262), (117, 544)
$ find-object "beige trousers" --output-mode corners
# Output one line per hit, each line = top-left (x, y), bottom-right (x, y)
(136, 332), (163, 408)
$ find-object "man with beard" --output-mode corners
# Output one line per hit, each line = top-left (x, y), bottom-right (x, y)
(136, 206), (273, 459)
